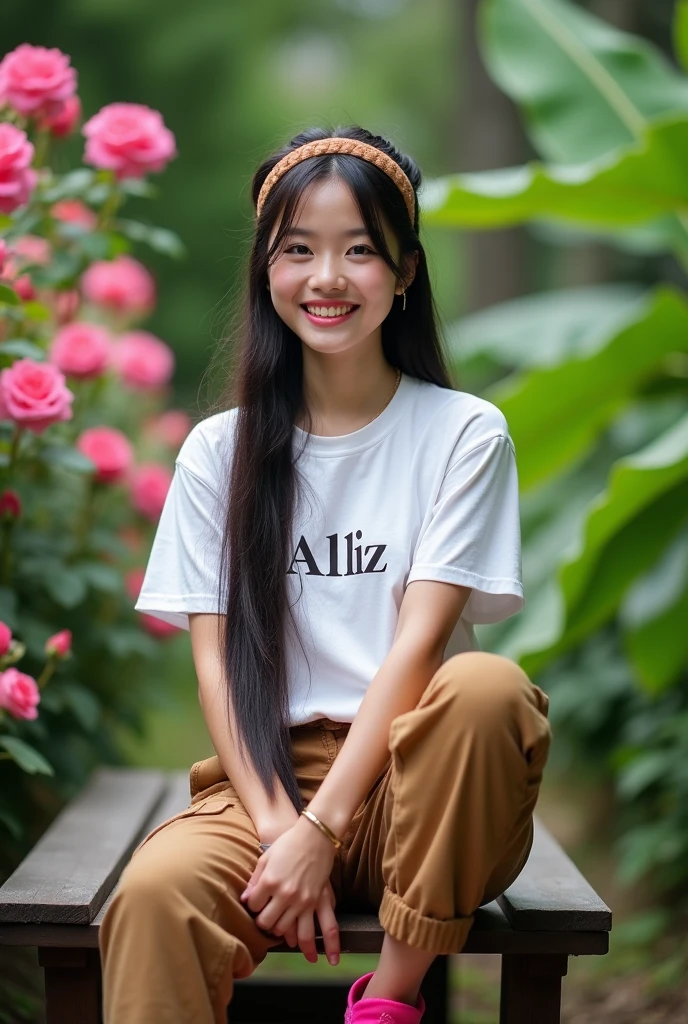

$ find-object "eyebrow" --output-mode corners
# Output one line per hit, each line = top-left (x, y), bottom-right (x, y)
(282, 227), (371, 238)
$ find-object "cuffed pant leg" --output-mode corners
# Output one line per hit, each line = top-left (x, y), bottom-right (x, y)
(343, 651), (552, 955)
(99, 790), (281, 1024)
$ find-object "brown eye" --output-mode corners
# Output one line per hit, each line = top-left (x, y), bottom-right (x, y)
(350, 245), (375, 256)
(286, 244), (310, 255)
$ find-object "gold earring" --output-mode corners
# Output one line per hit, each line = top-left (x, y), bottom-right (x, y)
(402, 288), (407, 312)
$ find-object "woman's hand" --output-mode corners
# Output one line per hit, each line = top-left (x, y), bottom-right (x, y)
(241, 815), (340, 964)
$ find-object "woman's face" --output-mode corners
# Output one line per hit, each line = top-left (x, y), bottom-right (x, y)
(266, 177), (409, 357)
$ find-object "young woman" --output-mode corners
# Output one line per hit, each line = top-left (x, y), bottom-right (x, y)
(99, 125), (552, 1024)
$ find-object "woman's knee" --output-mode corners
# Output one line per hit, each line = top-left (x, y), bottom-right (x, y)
(432, 651), (532, 718)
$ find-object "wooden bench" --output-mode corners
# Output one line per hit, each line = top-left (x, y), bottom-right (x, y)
(0, 767), (611, 1023)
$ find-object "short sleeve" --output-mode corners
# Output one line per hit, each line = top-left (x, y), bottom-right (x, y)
(406, 433), (524, 624)
(133, 460), (225, 631)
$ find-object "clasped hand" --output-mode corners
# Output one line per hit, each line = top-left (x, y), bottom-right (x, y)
(240, 814), (340, 965)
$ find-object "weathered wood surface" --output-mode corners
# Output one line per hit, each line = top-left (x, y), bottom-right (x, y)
(498, 818), (612, 932)
(0, 768), (611, 955)
(0, 769), (168, 924)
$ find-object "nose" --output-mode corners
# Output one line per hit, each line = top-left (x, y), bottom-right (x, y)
(308, 253), (346, 292)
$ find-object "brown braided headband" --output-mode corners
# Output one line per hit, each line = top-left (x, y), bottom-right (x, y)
(256, 138), (416, 225)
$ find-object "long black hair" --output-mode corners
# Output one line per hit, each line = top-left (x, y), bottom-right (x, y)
(208, 124), (454, 811)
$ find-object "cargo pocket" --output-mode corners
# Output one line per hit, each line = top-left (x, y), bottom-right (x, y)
(131, 791), (234, 857)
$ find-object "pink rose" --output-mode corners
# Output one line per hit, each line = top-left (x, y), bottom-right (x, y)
(0, 667), (40, 720)
(51, 198), (97, 230)
(124, 565), (179, 635)
(0, 489), (22, 520)
(45, 629), (72, 658)
(0, 239), (7, 275)
(0, 621), (12, 657)
(49, 321), (112, 379)
(36, 94), (81, 138)
(0, 359), (74, 433)
(53, 289), (81, 326)
(80, 255), (156, 315)
(129, 463), (173, 521)
(112, 331), (174, 390)
(0, 124), (38, 214)
(11, 234), (52, 267)
(82, 102), (177, 180)
(0, 44), (77, 120)
(144, 409), (191, 449)
(13, 275), (35, 301)
(141, 614), (180, 638)
(76, 425), (133, 483)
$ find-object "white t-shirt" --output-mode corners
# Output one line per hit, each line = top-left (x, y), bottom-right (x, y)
(135, 372), (524, 725)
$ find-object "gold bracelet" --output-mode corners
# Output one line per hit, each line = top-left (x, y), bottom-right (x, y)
(300, 809), (343, 850)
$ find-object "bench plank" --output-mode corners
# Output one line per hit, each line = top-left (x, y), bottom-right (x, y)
(92, 771), (192, 926)
(498, 817), (612, 932)
(0, 769), (168, 925)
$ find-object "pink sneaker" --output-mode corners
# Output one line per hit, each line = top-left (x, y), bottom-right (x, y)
(344, 971), (426, 1023)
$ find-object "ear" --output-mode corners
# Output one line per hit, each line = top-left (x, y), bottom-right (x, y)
(395, 251), (419, 294)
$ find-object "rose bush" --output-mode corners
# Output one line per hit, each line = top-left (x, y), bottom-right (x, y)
(0, 42), (188, 870)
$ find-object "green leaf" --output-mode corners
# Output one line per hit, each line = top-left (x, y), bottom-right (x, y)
(119, 178), (158, 199)
(617, 751), (673, 800)
(620, 523), (688, 628)
(115, 218), (186, 259)
(44, 566), (88, 608)
(41, 168), (97, 202)
(59, 682), (101, 732)
(623, 581), (688, 695)
(0, 736), (54, 775)
(616, 819), (686, 884)
(561, 413), (688, 613)
(448, 283), (645, 369)
(20, 301), (51, 322)
(620, 525), (688, 694)
(479, 0), (688, 163)
(77, 231), (114, 262)
(674, 0), (688, 74)
(0, 586), (17, 628)
(0, 283), (19, 306)
(0, 338), (46, 360)
(28, 250), (82, 288)
(40, 444), (96, 474)
(486, 287), (688, 490)
(103, 626), (159, 659)
(75, 561), (123, 594)
(421, 115), (688, 235)
(513, 415), (688, 675)
(0, 807), (23, 840)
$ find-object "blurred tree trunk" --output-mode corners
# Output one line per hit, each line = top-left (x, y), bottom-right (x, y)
(453, 0), (528, 313)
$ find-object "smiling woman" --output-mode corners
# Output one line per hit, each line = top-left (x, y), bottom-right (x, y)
(102, 125), (549, 1024)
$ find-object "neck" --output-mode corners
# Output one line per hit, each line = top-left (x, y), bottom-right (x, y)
(297, 350), (399, 437)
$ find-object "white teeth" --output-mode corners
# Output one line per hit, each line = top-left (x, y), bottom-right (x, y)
(305, 305), (355, 318)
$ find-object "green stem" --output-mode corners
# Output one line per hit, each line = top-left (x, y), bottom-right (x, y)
(97, 184), (123, 232)
(32, 128), (51, 170)
(0, 520), (13, 587)
(71, 479), (97, 561)
(7, 425), (22, 474)
(36, 661), (55, 690)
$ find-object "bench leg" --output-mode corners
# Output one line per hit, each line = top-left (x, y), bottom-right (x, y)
(420, 955), (450, 1023)
(499, 954), (568, 1024)
(38, 947), (102, 1024)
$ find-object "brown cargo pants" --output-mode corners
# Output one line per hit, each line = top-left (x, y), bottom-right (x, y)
(99, 650), (552, 1023)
